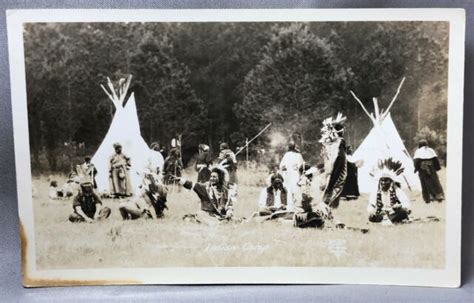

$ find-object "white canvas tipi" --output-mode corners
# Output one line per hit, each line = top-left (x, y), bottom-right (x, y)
(91, 76), (163, 194)
(350, 78), (421, 193)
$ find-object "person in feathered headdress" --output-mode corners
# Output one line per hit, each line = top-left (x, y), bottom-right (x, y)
(292, 163), (353, 229)
(118, 168), (168, 220)
(174, 165), (239, 225)
(367, 158), (411, 224)
(319, 112), (348, 209)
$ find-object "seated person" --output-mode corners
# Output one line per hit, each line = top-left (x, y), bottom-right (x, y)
(49, 180), (59, 199)
(367, 158), (411, 224)
(256, 173), (293, 218)
(53, 172), (81, 199)
(119, 170), (168, 220)
(175, 166), (238, 225)
(293, 165), (335, 228)
(68, 181), (111, 223)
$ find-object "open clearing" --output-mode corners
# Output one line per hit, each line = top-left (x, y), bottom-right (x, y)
(32, 168), (446, 270)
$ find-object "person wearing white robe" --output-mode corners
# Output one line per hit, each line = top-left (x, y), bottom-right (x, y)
(279, 142), (304, 196)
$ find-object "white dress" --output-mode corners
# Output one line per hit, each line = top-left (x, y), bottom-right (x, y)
(279, 151), (304, 194)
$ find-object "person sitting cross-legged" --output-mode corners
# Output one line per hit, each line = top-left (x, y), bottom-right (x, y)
(367, 158), (411, 225)
(293, 165), (336, 228)
(68, 181), (111, 223)
(254, 173), (293, 221)
(174, 166), (239, 225)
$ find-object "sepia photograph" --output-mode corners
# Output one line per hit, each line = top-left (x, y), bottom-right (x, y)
(7, 9), (464, 287)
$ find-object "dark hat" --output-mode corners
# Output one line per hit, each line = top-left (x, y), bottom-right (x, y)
(418, 139), (428, 148)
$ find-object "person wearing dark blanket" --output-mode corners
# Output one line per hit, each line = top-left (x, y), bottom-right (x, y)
(414, 140), (445, 203)
(175, 166), (238, 225)
(163, 148), (183, 185)
(341, 145), (360, 201)
(196, 144), (213, 183)
(367, 158), (411, 224)
(319, 113), (347, 208)
(69, 181), (111, 223)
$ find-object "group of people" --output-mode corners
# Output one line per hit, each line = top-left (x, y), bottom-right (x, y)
(59, 113), (445, 230)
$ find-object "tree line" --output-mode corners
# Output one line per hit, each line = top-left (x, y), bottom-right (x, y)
(23, 21), (448, 172)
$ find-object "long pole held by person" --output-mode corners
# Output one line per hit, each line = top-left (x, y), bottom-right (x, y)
(245, 138), (249, 169)
(235, 123), (272, 156)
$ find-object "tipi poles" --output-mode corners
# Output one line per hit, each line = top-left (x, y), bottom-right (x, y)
(101, 84), (116, 104)
(382, 77), (406, 120)
(349, 91), (375, 123)
(100, 75), (133, 108)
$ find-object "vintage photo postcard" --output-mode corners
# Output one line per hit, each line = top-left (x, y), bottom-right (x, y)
(7, 9), (465, 287)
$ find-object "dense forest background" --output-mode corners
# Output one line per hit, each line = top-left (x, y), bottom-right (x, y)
(23, 22), (448, 172)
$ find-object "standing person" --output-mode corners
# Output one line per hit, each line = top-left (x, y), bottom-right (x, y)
(76, 156), (98, 189)
(108, 143), (132, 197)
(367, 158), (411, 224)
(196, 144), (212, 183)
(341, 145), (360, 201)
(160, 145), (168, 160)
(175, 166), (238, 225)
(163, 148), (183, 185)
(217, 142), (238, 186)
(149, 142), (165, 177)
(68, 181), (111, 223)
(414, 140), (445, 203)
(279, 142), (304, 195)
(319, 113), (347, 208)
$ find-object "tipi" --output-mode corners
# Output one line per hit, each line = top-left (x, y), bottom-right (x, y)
(350, 78), (421, 193)
(91, 76), (164, 194)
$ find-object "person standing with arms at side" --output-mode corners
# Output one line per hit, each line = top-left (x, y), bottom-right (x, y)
(319, 113), (348, 209)
(196, 144), (212, 183)
(414, 139), (444, 203)
(217, 142), (238, 186)
(279, 141), (304, 199)
(108, 143), (132, 198)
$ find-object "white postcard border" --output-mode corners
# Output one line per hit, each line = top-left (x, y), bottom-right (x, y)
(7, 8), (465, 287)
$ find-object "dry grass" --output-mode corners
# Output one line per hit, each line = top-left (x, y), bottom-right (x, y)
(32, 167), (446, 270)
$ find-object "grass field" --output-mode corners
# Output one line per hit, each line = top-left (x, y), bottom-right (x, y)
(32, 167), (446, 270)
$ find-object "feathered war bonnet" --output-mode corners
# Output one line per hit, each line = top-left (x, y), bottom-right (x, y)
(371, 158), (405, 188)
(318, 112), (347, 143)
